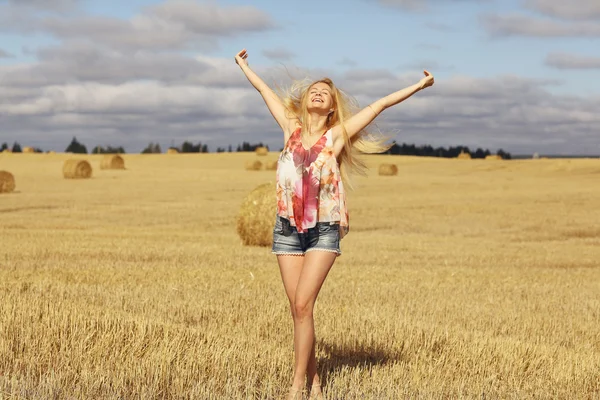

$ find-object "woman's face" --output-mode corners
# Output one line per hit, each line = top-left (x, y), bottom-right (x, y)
(306, 82), (334, 114)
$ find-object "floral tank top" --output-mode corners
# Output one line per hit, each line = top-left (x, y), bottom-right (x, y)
(276, 126), (349, 239)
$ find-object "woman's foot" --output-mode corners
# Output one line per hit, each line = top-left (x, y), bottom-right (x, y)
(286, 386), (304, 400)
(309, 383), (324, 399)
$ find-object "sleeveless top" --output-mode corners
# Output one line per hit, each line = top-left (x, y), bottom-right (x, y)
(275, 126), (349, 239)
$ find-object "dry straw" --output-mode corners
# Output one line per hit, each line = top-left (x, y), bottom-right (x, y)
(63, 159), (92, 179)
(457, 151), (472, 160)
(167, 148), (179, 154)
(0, 171), (16, 193)
(100, 154), (125, 170)
(23, 147), (35, 153)
(236, 182), (276, 246)
(245, 160), (263, 171)
(378, 163), (398, 176)
(255, 147), (269, 156)
(265, 160), (278, 171)
(486, 155), (502, 160)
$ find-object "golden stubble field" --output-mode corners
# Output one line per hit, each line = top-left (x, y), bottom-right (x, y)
(0, 152), (599, 399)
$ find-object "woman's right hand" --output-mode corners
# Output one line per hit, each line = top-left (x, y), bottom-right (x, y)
(235, 49), (249, 67)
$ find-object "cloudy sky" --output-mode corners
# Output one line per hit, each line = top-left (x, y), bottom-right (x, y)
(0, 0), (598, 155)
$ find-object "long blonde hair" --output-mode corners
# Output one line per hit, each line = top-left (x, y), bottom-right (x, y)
(281, 77), (391, 188)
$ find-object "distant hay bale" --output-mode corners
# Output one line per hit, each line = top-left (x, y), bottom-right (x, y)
(63, 159), (92, 179)
(457, 152), (471, 160)
(532, 152), (540, 159)
(378, 163), (398, 176)
(167, 148), (179, 154)
(236, 182), (276, 246)
(255, 147), (268, 156)
(0, 171), (16, 193)
(2, 149), (11, 153)
(485, 155), (502, 160)
(100, 154), (125, 170)
(245, 160), (263, 171)
(265, 160), (278, 171)
(23, 147), (35, 153)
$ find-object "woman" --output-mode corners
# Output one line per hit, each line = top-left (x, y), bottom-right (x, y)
(235, 48), (434, 399)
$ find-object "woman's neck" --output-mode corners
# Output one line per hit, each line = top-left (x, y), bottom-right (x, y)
(306, 113), (328, 135)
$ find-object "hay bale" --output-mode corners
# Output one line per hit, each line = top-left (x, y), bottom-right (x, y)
(63, 159), (92, 179)
(255, 146), (269, 156)
(167, 148), (179, 154)
(23, 147), (35, 153)
(457, 151), (471, 159)
(486, 155), (502, 160)
(378, 163), (398, 176)
(0, 171), (16, 193)
(236, 182), (276, 246)
(245, 160), (263, 171)
(1, 149), (11, 153)
(100, 154), (125, 170)
(265, 160), (278, 171)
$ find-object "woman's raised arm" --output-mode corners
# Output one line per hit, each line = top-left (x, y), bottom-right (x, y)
(235, 49), (296, 136)
(334, 70), (435, 141)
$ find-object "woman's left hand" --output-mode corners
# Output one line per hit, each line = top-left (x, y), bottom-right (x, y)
(419, 70), (434, 89)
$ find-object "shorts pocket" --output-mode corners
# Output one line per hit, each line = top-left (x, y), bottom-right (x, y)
(317, 223), (339, 234)
(273, 217), (284, 234)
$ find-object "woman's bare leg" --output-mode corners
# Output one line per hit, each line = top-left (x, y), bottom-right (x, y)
(289, 251), (337, 391)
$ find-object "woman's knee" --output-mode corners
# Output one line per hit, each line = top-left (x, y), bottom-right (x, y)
(294, 299), (313, 320)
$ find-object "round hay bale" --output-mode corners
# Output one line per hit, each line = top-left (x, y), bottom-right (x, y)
(255, 146), (269, 156)
(23, 147), (35, 153)
(63, 159), (92, 179)
(167, 148), (179, 154)
(457, 152), (471, 160)
(245, 160), (263, 171)
(0, 171), (16, 193)
(100, 154), (125, 170)
(236, 182), (276, 246)
(265, 160), (278, 171)
(485, 155), (502, 160)
(378, 163), (398, 176)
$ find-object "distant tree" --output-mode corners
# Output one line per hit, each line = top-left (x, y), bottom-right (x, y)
(1, 143), (8, 151)
(497, 149), (511, 160)
(11, 142), (22, 153)
(228, 145), (232, 152)
(65, 137), (87, 154)
(236, 141), (268, 152)
(141, 142), (162, 154)
(216, 147), (225, 153)
(92, 146), (105, 154)
(181, 141), (198, 153)
(93, 145), (126, 154)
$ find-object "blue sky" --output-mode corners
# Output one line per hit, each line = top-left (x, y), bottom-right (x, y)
(0, 0), (598, 155)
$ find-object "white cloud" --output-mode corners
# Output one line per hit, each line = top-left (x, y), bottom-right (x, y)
(525, 0), (600, 21)
(1, 56), (598, 155)
(545, 52), (600, 69)
(481, 13), (600, 37)
(262, 48), (295, 62)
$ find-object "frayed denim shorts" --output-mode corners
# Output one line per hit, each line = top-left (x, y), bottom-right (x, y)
(271, 216), (341, 256)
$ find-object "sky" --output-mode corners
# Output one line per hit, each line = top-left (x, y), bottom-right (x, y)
(0, 0), (598, 155)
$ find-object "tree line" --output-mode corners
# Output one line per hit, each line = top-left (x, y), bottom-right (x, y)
(1, 137), (512, 159)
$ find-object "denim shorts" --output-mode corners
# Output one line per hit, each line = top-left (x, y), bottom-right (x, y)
(271, 216), (341, 256)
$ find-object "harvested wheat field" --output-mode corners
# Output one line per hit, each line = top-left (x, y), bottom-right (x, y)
(0, 152), (599, 399)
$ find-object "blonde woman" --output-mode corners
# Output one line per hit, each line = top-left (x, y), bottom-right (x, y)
(235, 48), (434, 399)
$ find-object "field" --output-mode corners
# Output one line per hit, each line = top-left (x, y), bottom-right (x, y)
(0, 152), (599, 399)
